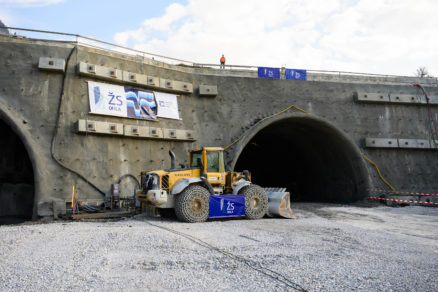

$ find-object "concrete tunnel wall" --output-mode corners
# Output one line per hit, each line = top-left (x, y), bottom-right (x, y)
(1, 35), (438, 218)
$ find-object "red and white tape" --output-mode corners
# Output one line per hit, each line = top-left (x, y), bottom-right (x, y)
(368, 196), (438, 205)
(367, 188), (438, 197)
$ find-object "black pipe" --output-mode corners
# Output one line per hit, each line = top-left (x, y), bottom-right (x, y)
(50, 45), (106, 196)
(413, 83), (438, 140)
(117, 174), (140, 188)
(169, 150), (176, 169)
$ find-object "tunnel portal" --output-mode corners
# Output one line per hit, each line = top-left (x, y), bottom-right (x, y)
(234, 117), (366, 202)
(0, 119), (35, 223)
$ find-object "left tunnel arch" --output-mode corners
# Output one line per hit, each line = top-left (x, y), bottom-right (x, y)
(0, 118), (35, 224)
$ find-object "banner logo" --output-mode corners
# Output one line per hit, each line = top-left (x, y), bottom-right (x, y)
(88, 81), (180, 120)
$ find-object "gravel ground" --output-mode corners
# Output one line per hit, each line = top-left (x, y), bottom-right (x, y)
(0, 203), (437, 291)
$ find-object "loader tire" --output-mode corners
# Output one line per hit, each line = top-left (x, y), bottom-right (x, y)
(241, 184), (268, 220)
(175, 185), (210, 223)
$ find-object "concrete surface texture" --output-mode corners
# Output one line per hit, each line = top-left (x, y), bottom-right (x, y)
(0, 203), (437, 291)
(0, 34), (438, 219)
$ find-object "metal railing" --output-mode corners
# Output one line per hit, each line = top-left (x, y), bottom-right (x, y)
(4, 26), (195, 66)
(3, 26), (438, 85)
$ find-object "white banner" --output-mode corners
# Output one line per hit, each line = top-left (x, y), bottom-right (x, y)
(88, 81), (127, 117)
(154, 91), (180, 120)
(88, 81), (158, 120)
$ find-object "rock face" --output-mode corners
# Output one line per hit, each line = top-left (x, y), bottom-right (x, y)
(0, 34), (437, 219)
(0, 20), (9, 35)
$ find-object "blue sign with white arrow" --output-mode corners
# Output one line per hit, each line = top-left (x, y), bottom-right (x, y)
(258, 67), (280, 79)
(285, 69), (307, 80)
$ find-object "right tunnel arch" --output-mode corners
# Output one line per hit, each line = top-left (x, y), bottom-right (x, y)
(231, 114), (370, 203)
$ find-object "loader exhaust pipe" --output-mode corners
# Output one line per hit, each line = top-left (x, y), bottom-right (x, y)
(169, 150), (176, 169)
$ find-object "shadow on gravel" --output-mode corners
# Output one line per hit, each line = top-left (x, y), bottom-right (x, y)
(0, 216), (27, 225)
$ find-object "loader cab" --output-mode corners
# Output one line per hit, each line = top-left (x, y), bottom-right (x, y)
(189, 147), (226, 186)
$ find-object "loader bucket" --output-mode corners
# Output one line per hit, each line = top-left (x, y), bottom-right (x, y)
(265, 188), (296, 219)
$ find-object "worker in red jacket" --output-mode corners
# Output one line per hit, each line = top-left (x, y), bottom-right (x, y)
(220, 54), (226, 69)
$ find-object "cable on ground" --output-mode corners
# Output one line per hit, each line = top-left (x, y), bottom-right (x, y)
(143, 220), (307, 291)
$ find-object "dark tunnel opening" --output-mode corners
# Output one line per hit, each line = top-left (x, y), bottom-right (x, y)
(0, 119), (35, 224)
(234, 118), (364, 203)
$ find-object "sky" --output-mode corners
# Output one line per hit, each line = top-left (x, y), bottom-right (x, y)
(1, 0), (437, 76)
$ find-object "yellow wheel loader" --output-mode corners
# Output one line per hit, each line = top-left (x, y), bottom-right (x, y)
(137, 147), (293, 222)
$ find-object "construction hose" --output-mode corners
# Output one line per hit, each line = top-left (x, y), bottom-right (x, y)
(413, 83), (438, 140)
(117, 174), (141, 189)
(50, 45), (106, 196)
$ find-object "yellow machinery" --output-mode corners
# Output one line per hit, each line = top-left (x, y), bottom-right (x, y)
(137, 147), (292, 222)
